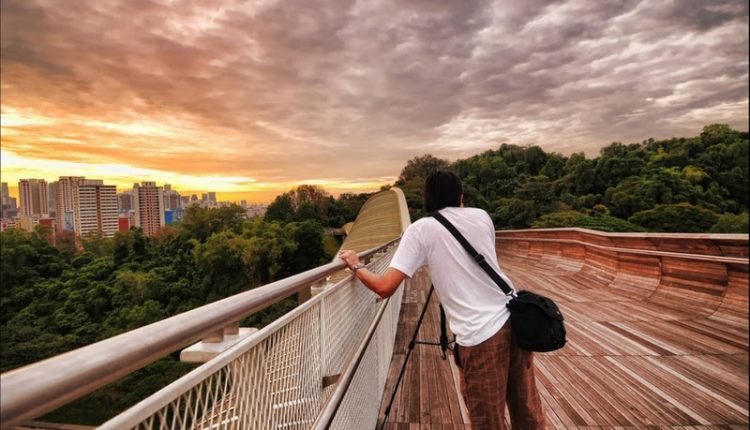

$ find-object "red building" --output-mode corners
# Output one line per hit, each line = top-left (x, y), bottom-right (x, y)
(118, 216), (130, 232)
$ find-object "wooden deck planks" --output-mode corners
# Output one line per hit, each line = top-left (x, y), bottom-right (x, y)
(378, 269), (468, 429)
(377, 232), (748, 429)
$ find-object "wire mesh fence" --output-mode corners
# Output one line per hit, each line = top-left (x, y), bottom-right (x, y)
(102, 243), (402, 430)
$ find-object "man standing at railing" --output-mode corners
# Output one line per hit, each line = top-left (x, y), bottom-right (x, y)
(339, 170), (546, 430)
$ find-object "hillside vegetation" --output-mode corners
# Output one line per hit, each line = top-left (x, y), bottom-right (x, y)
(397, 124), (748, 233)
(0, 205), (333, 423)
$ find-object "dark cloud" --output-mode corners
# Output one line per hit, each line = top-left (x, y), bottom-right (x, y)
(1, 0), (747, 184)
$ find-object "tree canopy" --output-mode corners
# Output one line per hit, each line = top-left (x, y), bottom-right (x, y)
(1, 205), (336, 424)
(397, 124), (748, 233)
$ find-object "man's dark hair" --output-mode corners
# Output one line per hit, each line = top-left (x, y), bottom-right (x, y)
(424, 170), (463, 213)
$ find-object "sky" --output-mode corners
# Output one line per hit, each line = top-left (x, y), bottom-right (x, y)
(1, 0), (748, 203)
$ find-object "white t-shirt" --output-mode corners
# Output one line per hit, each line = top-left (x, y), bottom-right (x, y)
(389, 206), (515, 347)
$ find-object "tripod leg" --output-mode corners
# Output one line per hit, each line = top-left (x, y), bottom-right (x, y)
(378, 285), (435, 430)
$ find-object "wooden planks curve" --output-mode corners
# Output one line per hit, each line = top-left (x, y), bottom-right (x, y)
(378, 229), (748, 429)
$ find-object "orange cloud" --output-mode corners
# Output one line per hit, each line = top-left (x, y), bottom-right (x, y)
(1, 0), (747, 203)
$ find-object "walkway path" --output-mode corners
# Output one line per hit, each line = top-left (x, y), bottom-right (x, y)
(379, 240), (749, 429)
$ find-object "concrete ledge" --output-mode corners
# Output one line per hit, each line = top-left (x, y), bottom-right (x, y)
(179, 328), (258, 363)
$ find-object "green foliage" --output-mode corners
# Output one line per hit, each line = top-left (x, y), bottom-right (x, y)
(492, 198), (539, 229)
(398, 154), (450, 182)
(531, 211), (644, 232)
(709, 212), (749, 233)
(1, 204), (335, 424)
(263, 193), (295, 224)
(326, 192), (370, 227)
(265, 185), (369, 228)
(532, 211), (587, 228)
(591, 204), (610, 216)
(629, 203), (720, 232)
(395, 124), (746, 233)
(573, 215), (646, 232)
(180, 204), (246, 241)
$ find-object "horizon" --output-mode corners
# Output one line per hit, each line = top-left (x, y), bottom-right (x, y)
(1, 1), (748, 201)
(3, 122), (747, 204)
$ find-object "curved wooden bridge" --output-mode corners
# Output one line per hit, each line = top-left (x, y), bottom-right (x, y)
(380, 229), (749, 429)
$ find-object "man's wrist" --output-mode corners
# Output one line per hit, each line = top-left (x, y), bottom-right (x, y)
(350, 262), (365, 272)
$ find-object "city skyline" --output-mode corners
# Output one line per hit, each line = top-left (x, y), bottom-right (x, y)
(2, 178), (290, 205)
(1, 0), (748, 202)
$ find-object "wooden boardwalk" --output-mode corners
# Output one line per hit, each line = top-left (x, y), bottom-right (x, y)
(378, 231), (749, 429)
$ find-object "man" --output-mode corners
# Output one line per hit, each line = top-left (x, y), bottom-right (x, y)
(338, 170), (545, 429)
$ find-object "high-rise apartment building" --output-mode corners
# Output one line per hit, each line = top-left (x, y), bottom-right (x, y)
(166, 192), (181, 210)
(133, 182), (165, 236)
(47, 182), (56, 216)
(55, 176), (85, 232)
(1, 182), (9, 206)
(208, 192), (217, 203)
(118, 191), (134, 212)
(73, 180), (118, 237)
(0, 182), (16, 219)
(18, 179), (49, 216)
(162, 184), (181, 210)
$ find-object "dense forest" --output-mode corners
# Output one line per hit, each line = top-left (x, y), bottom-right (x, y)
(1, 124), (747, 424)
(394, 124), (748, 233)
(0, 199), (357, 423)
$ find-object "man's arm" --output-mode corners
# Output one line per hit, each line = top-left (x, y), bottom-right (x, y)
(339, 250), (407, 298)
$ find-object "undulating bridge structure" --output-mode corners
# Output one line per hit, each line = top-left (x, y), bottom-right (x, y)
(1, 188), (748, 429)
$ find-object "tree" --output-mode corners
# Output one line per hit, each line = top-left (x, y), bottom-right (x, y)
(540, 154), (566, 180)
(514, 176), (556, 210)
(574, 215), (645, 232)
(81, 231), (113, 258)
(605, 177), (658, 219)
(492, 198), (538, 229)
(398, 154), (450, 183)
(113, 228), (151, 265)
(710, 212), (749, 233)
(265, 185), (334, 226)
(531, 211), (587, 228)
(629, 203), (720, 232)
(285, 220), (326, 275)
(191, 231), (256, 302)
(180, 205), (246, 241)
(700, 124), (736, 147)
(326, 193), (369, 227)
(54, 230), (78, 260)
(264, 194), (295, 224)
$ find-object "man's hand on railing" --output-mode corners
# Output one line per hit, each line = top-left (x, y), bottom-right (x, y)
(339, 249), (406, 299)
(339, 249), (361, 271)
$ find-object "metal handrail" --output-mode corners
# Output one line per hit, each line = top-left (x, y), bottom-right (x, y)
(0, 239), (398, 430)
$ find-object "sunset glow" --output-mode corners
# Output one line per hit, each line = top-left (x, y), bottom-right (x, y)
(1, 0), (747, 202)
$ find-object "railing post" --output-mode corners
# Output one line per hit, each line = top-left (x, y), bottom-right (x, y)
(319, 291), (329, 393)
(299, 285), (312, 303)
(203, 329), (225, 343)
(223, 321), (239, 336)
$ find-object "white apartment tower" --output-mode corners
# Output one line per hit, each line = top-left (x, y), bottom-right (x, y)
(133, 182), (165, 236)
(18, 179), (49, 216)
(55, 176), (85, 232)
(72, 180), (119, 237)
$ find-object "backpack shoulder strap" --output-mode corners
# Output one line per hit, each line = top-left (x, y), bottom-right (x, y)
(431, 211), (514, 296)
